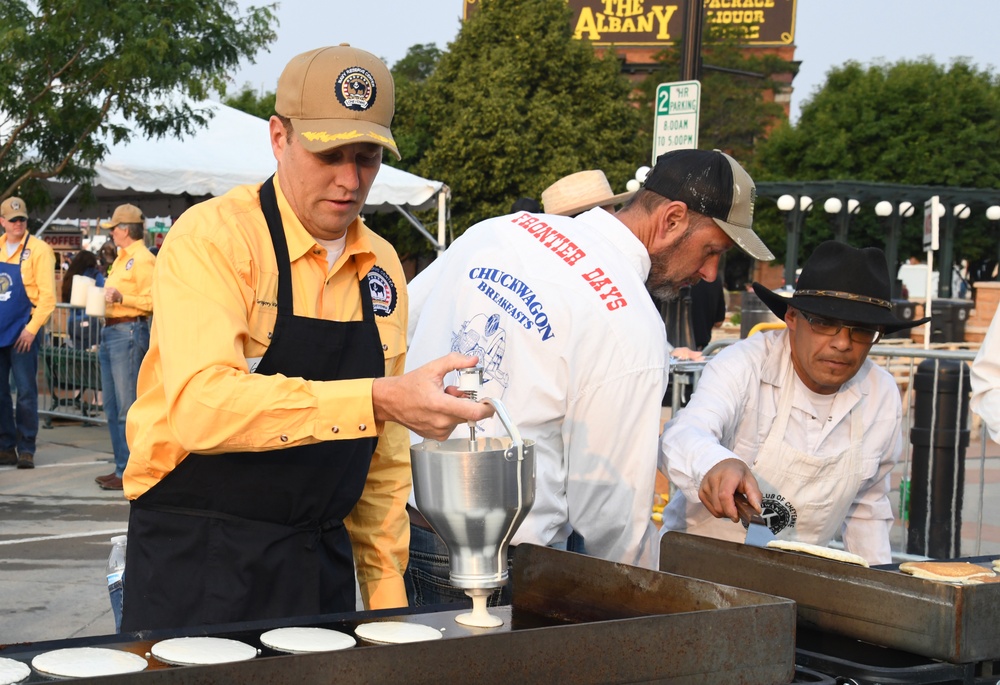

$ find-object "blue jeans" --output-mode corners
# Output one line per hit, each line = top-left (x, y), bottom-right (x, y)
(0, 332), (40, 455)
(403, 522), (586, 608)
(404, 523), (509, 608)
(99, 319), (150, 477)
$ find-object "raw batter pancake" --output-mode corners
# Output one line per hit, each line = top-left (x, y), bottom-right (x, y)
(32, 647), (147, 678)
(151, 637), (257, 665)
(0, 657), (30, 685)
(260, 627), (356, 653)
(354, 621), (443, 644)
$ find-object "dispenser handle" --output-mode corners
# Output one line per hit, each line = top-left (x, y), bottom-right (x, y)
(482, 397), (524, 461)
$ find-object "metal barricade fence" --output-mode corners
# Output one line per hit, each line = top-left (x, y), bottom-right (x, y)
(667, 339), (993, 557)
(38, 303), (107, 426)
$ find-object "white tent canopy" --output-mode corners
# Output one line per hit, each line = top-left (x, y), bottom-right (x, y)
(42, 100), (448, 249)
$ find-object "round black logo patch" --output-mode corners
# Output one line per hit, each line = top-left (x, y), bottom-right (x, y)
(336, 67), (377, 112)
(367, 265), (396, 317)
(758, 494), (797, 534)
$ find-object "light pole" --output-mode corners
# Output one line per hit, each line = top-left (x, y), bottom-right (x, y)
(823, 197), (860, 243)
(987, 205), (1000, 270)
(938, 203), (970, 298)
(777, 194), (812, 288)
(875, 200), (915, 299)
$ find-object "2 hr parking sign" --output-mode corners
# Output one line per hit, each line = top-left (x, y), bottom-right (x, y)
(652, 80), (701, 163)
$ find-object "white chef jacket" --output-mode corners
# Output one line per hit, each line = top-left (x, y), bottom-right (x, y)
(971, 308), (1000, 443)
(406, 208), (669, 568)
(659, 329), (900, 564)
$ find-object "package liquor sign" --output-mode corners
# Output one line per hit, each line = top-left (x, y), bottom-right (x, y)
(463, 1), (798, 47)
(652, 80), (700, 163)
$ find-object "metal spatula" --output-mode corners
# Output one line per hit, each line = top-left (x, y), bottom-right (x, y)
(734, 493), (776, 547)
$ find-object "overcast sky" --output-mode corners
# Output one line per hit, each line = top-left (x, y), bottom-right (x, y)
(230, 0), (999, 123)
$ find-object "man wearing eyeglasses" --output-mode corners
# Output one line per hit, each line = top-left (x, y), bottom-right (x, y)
(0, 197), (56, 470)
(659, 240), (929, 564)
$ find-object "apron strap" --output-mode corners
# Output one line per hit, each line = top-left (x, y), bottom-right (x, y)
(259, 176), (293, 314)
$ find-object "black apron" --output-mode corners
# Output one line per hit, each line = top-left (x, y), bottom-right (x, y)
(122, 177), (384, 631)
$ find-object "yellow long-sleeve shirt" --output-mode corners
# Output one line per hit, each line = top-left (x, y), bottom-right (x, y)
(124, 177), (411, 610)
(2, 234), (56, 335)
(104, 239), (155, 318)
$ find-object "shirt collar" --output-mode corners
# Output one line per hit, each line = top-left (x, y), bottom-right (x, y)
(573, 207), (651, 281)
(117, 239), (145, 259)
(272, 175), (377, 275)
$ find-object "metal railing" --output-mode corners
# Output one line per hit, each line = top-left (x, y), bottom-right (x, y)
(38, 303), (106, 426)
(668, 338), (994, 557)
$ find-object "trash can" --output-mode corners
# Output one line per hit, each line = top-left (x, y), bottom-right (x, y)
(884, 299), (917, 340)
(739, 289), (781, 338)
(907, 359), (971, 558)
(930, 299), (974, 343)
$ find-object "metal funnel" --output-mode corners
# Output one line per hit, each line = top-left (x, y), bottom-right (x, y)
(411, 397), (535, 590)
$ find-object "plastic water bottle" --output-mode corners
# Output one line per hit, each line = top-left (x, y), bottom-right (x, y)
(107, 535), (126, 633)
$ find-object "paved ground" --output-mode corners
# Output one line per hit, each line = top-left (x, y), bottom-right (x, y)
(0, 420), (125, 645)
(3, 414), (998, 649)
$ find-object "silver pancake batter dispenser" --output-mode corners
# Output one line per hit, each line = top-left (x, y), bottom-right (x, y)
(410, 367), (535, 627)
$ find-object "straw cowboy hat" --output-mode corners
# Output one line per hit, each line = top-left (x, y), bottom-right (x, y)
(753, 241), (930, 333)
(541, 170), (634, 217)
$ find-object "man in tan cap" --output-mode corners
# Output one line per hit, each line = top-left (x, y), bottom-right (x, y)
(120, 45), (492, 632)
(0, 197), (56, 470)
(404, 149), (774, 606)
(92, 204), (155, 491)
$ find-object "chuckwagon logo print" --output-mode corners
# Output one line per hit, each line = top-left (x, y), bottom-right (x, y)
(451, 313), (510, 397)
(336, 67), (377, 111)
(366, 265), (396, 317)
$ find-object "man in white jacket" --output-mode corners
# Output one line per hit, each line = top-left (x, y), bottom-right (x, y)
(404, 149), (774, 606)
(660, 241), (929, 565)
(971, 307), (1000, 442)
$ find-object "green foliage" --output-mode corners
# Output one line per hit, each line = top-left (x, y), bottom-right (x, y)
(361, 44), (445, 259)
(0, 0), (277, 207)
(756, 58), (1000, 186)
(754, 58), (1000, 267)
(388, 0), (646, 247)
(223, 83), (276, 120)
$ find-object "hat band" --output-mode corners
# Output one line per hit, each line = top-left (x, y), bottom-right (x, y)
(794, 289), (892, 310)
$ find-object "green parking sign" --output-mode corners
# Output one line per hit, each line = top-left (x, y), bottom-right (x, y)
(653, 81), (700, 163)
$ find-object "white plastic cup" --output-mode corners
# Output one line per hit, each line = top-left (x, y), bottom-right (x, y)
(85, 285), (106, 317)
(70, 275), (95, 307)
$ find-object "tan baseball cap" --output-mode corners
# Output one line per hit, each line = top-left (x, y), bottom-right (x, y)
(276, 44), (399, 159)
(101, 203), (144, 228)
(1, 197), (28, 220)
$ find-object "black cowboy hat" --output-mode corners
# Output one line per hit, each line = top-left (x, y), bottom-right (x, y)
(752, 241), (931, 334)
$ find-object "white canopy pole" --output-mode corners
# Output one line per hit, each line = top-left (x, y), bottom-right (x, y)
(437, 186), (449, 258)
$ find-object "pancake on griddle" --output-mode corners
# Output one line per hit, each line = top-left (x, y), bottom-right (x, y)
(898, 561), (996, 584)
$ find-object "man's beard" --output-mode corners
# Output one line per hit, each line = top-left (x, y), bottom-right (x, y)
(645, 225), (695, 301)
